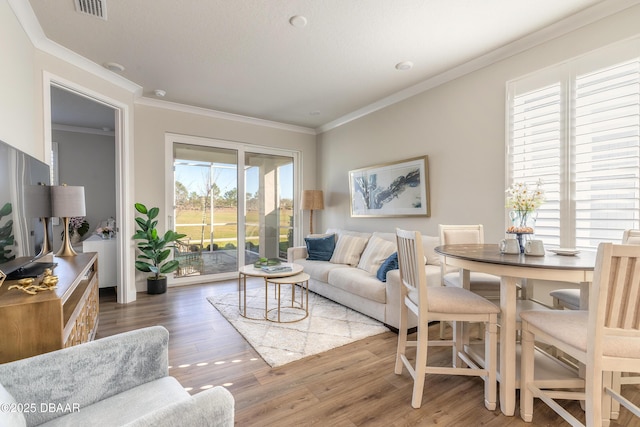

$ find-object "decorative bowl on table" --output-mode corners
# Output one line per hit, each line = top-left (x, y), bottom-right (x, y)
(253, 258), (281, 268)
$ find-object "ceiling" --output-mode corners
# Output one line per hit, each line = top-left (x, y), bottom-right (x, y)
(27, 0), (636, 132)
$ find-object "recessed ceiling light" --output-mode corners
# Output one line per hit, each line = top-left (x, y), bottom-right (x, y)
(395, 61), (414, 71)
(154, 89), (166, 97)
(103, 62), (125, 72)
(289, 15), (307, 28)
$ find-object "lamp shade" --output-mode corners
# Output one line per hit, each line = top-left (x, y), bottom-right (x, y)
(301, 190), (324, 211)
(51, 185), (86, 218)
(25, 183), (52, 218)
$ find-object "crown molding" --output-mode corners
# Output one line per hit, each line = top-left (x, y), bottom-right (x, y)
(8, 0), (142, 97)
(316, 0), (640, 134)
(136, 97), (317, 135)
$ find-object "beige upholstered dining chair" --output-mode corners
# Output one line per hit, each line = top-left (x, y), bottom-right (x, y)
(550, 229), (640, 310)
(438, 224), (501, 300)
(394, 228), (500, 409)
(520, 242), (640, 426)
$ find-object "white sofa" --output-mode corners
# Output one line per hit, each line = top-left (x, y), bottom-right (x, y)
(287, 229), (442, 330)
(0, 326), (234, 427)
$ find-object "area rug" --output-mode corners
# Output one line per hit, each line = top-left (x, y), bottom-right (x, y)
(207, 288), (389, 367)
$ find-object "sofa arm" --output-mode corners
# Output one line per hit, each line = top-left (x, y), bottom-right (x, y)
(0, 326), (169, 427)
(287, 246), (308, 263)
(124, 386), (234, 427)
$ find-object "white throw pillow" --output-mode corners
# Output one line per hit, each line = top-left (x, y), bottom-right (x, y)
(357, 235), (397, 275)
(330, 235), (368, 266)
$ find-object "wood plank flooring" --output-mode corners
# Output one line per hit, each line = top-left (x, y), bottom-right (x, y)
(97, 280), (640, 426)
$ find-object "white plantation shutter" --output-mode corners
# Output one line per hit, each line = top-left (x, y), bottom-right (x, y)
(507, 38), (640, 250)
(509, 82), (562, 247)
(574, 60), (640, 248)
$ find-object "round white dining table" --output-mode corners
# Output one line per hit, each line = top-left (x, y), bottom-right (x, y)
(435, 243), (596, 416)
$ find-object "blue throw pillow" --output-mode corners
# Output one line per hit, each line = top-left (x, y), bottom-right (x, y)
(305, 234), (336, 261)
(376, 252), (398, 282)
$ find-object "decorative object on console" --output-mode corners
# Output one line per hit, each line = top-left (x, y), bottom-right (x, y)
(349, 156), (430, 218)
(7, 268), (58, 295)
(67, 216), (90, 244)
(51, 185), (86, 256)
(95, 226), (115, 239)
(132, 203), (186, 294)
(301, 190), (324, 234)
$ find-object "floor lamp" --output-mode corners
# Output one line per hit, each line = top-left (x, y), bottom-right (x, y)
(301, 190), (324, 235)
(51, 185), (86, 257)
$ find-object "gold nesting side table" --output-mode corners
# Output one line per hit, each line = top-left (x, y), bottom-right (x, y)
(264, 272), (310, 323)
(237, 263), (304, 321)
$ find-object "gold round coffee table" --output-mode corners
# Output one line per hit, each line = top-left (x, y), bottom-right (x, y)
(264, 272), (310, 323)
(237, 263), (303, 320)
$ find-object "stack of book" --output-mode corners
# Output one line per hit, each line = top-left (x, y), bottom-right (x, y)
(260, 265), (292, 273)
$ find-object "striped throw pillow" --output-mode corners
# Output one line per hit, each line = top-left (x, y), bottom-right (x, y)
(330, 235), (368, 266)
(357, 236), (397, 274)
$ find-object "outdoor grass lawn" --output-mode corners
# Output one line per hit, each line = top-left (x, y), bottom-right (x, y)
(175, 207), (292, 246)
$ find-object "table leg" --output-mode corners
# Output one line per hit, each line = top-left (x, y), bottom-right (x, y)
(238, 273), (245, 316)
(500, 275), (518, 416)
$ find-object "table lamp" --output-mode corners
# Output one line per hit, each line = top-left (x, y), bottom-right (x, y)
(301, 190), (324, 235)
(51, 185), (86, 256)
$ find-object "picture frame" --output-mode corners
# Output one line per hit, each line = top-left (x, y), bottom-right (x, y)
(349, 155), (430, 218)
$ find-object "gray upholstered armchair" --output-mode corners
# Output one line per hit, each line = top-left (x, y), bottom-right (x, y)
(0, 326), (234, 427)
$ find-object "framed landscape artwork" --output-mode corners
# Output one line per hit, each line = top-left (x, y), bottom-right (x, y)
(349, 156), (430, 217)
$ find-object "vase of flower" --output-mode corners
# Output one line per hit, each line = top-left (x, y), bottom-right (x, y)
(509, 209), (537, 232)
(505, 180), (545, 234)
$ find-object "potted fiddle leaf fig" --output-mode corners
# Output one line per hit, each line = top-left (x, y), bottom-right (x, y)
(132, 203), (186, 294)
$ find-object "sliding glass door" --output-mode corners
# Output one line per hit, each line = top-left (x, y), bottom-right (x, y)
(171, 137), (297, 281)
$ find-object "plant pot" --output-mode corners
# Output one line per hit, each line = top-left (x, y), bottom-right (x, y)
(147, 276), (167, 294)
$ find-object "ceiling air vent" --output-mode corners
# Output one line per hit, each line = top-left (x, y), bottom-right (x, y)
(74, 0), (107, 20)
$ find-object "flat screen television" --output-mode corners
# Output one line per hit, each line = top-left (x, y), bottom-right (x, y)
(0, 139), (52, 277)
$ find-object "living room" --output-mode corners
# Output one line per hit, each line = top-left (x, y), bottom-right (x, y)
(2, 1), (640, 425)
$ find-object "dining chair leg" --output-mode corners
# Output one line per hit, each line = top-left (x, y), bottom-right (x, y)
(603, 371), (614, 424)
(395, 303), (408, 375)
(484, 316), (498, 410)
(412, 325), (429, 408)
(585, 364), (604, 427)
(610, 372), (622, 420)
(453, 320), (465, 368)
(520, 327), (535, 422)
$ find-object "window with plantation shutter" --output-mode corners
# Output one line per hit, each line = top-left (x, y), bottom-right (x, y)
(507, 38), (640, 250)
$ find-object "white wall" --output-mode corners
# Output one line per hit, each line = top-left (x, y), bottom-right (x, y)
(0, 0), (37, 158)
(317, 5), (640, 242)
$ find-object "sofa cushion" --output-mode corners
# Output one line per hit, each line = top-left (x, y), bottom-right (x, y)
(357, 235), (397, 274)
(372, 232), (440, 266)
(41, 377), (189, 427)
(330, 235), (368, 266)
(294, 258), (350, 282)
(0, 383), (26, 427)
(304, 234), (336, 261)
(328, 268), (386, 304)
(376, 252), (398, 282)
(326, 228), (372, 242)
(422, 235), (441, 266)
